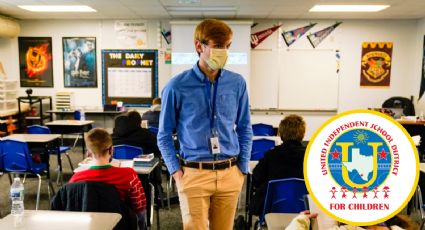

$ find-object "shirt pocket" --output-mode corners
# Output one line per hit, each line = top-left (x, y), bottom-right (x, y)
(217, 93), (237, 121)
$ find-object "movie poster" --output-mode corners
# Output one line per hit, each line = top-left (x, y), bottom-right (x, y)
(360, 42), (393, 87)
(18, 37), (53, 87)
(63, 37), (97, 87)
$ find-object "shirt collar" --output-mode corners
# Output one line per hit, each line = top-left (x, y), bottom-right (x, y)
(89, 164), (112, 170)
(192, 61), (224, 83)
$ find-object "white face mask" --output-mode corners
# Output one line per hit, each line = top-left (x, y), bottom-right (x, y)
(204, 47), (229, 71)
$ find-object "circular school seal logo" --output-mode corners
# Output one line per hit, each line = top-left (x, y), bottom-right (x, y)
(304, 110), (419, 226)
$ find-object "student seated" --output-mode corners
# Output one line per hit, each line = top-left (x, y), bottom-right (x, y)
(69, 128), (147, 230)
(112, 111), (160, 157)
(141, 97), (161, 128)
(251, 114), (307, 216)
(285, 211), (417, 230)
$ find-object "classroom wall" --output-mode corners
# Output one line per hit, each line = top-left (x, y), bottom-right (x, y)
(0, 19), (171, 110)
(0, 18), (424, 139)
(250, 19), (421, 139)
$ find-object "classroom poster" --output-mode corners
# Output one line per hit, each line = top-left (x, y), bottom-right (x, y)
(102, 50), (158, 107)
(63, 37), (97, 87)
(360, 42), (393, 87)
(419, 36), (425, 100)
(18, 37), (53, 87)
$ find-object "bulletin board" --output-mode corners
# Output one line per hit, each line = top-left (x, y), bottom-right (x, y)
(102, 49), (158, 107)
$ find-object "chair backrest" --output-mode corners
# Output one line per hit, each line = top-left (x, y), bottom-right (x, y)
(113, 144), (143, 159)
(252, 123), (275, 136)
(1, 139), (34, 173)
(251, 138), (275, 160)
(148, 126), (158, 135)
(0, 140), (3, 171)
(51, 181), (138, 230)
(382, 96), (415, 116)
(259, 178), (309, 225)
(27, 125), (51, 134)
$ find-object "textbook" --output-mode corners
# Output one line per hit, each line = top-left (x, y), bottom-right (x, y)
(133, 153), (154, 162)
(133, 157), (158, 167)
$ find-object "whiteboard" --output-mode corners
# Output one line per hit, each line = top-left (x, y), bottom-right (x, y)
(250, 50), (279, 109)
(278, 49), (338, 110)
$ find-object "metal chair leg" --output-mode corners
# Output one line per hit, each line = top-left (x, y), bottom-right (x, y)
(149, 183), (155, 226)
(36, 174), (42, 210)
(65, 152), (74, 171)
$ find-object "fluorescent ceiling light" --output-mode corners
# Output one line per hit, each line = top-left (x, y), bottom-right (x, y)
(166, 6), (236, 12)
(18, 5), (96, 12)
(309, 5), (390, 12)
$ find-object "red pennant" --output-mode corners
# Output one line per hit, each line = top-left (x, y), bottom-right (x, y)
(251, 25), (281, 49)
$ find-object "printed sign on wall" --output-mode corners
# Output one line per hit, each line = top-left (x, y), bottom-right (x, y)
(360, 42), (393, 87)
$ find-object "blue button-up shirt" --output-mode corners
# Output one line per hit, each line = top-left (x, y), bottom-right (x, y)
(157, 62), (253, 175)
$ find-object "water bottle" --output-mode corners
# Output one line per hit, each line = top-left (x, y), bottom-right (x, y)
(80, 109), (86, 121)
(10, 177), (24, 216)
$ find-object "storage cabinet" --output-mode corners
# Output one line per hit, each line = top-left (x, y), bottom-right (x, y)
(0, 79), (18, 134)
(55, 92), (74, 110)
(0, 79), (18, 113)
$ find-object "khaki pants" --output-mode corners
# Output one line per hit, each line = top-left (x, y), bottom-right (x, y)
(177, 165), (245, 230)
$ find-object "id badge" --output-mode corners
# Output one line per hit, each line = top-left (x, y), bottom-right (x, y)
(209, 136), (221, 154)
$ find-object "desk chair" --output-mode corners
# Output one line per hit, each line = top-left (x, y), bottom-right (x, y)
(252, 123), (275, 136)
(27, 125), (73, 184)
(408, 185), (425, 229)
(257, 178), (308, 229)
(1, 139), (54, 210)
(251, 138), (275, 160)
(51, 181), (139, 230)
(113, 144), (143, 160)
(148, 126), (159, 135)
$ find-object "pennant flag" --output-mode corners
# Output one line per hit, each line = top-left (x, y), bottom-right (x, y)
(419, 36), (425, 100)
(251, 25), (281, 49)
(307, 22), (342, 48)
(282, 23), (317, 47)
(161, 29), (171, 45)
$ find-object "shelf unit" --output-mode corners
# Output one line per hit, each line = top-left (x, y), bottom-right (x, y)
(0, 79), (18, 134)
(55, 92), (74, 110)
(18, 96), (52, 126)
(0, 79), (18, 114)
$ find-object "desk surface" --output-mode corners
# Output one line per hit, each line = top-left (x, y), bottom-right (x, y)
(397, 120), (425, 125)
(249, 161), (259, 174)
(0, 210), (121, 230)
(3, 134), (60, 143)
(45, 120), (94, 126)
(420, 163), (425, 173)
(74, 158), (159, 175)
(265, 213), (300, 230)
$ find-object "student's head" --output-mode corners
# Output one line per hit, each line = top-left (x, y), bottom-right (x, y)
(128, 110), (142, 127)
(152, 97), (161, 105)
(278, 114), (306, 142)
(194, 19), (232, 70)
(85, 128), (112, 158)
